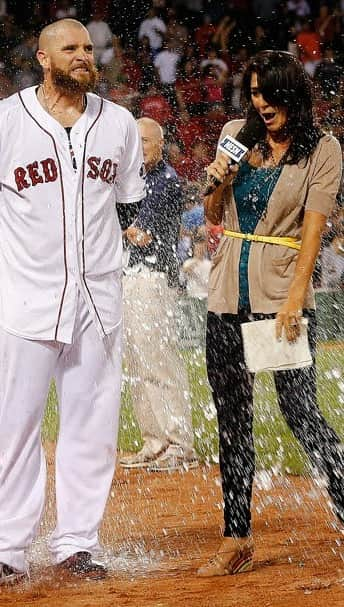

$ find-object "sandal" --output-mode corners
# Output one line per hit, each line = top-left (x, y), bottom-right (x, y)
(197, 537), (254, 577)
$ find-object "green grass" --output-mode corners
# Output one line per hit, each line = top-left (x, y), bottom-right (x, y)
(42, 345), (344, 475)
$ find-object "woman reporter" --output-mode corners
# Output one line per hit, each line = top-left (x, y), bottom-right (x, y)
(199, 50), (343, 577)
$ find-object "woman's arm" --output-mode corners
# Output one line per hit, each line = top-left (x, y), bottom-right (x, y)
(276, 134), (342, 342)
(203, 152), (238, 224)
(275, 210), (327, 342)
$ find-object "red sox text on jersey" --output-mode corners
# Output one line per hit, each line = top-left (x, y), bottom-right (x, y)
(14, 157), (118, 191)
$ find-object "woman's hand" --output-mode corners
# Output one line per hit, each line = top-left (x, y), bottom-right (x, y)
(275, 298), (303, 343)
(204, 151), (239, 225)
(205, 152), (239, 190)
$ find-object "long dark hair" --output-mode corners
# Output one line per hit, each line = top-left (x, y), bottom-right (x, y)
(242, 50), (323, 164)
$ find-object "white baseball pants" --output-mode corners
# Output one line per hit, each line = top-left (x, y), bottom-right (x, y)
(0, 296), (122, 572)
(123, 268), (195, 458)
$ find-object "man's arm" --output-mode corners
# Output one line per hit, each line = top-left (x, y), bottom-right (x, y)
(125, 175), (182, 248)
(116, 201), (142, 231)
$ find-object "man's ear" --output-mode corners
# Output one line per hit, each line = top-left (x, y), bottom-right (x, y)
(36, 49), (50, 71)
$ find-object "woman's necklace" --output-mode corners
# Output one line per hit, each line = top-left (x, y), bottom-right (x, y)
(258, 139), (290, 167)
(270, 148), (279, 166)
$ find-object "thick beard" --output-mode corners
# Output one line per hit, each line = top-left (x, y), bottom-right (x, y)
(51, 64), (98, 94)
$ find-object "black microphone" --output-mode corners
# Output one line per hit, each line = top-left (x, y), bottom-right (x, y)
(204, 115), (266, 195)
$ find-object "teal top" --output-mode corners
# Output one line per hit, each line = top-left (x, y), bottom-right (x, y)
(233, 161), (282, 309)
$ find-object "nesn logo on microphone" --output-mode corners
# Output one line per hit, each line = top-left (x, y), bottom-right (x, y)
(218, 135), (248, 163)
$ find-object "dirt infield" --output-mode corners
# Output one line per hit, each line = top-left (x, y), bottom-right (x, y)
(1, 443), (343, 607)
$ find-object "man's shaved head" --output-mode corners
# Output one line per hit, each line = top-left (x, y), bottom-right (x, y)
(37, 19), (97, 94)
(38, 19), (88, 52)
(137, 117), (164, 171)
(137, 117), (164, 140)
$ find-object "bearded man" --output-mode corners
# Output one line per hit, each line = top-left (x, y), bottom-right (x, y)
(0, 19), (145, 584)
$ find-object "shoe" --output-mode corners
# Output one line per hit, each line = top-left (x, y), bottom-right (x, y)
(197, 537), (254, 577)
(119, 448), (161, 469)
(0, 563), (28, 585)
(148, 451), (199, 472)
(59, 551), (107, 580)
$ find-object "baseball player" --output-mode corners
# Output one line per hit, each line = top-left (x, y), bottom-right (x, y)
(0, 19), (145, 584)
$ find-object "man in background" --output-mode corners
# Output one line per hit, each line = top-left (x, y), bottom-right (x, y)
(120, 117), (198, 472)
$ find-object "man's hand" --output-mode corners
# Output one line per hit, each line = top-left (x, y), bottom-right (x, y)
(125, 226), (152, 247)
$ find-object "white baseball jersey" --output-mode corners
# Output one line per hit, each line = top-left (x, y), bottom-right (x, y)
(0, 86), (145, 343)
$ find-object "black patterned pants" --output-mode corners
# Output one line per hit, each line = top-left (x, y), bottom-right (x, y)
(206, 309), (344, 537)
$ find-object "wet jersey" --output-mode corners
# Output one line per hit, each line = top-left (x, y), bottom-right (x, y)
(0, 86), (145, 342)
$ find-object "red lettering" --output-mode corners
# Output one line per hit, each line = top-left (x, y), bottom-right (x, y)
(100, 159), (112, 183)
(41, 158), (58, 183)
(109, 162), (117, 185)
(86, 157), (117, 185)
(14, 167), (30, 192)
(87, 156), (101, 179)
(27, 161), (44, 187)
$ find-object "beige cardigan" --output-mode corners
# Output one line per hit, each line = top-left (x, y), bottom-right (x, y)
(208, 119), (343, 314)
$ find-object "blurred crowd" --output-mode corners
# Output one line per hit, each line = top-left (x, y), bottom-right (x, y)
(0, 0), (343, 292)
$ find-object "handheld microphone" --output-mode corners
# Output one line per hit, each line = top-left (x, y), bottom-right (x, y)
(204, 115), (266, 195)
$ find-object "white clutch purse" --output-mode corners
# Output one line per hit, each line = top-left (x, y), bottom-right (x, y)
(241, 318), (312, 373)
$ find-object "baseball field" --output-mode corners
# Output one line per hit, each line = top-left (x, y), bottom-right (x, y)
(0, 343), (343, 606)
